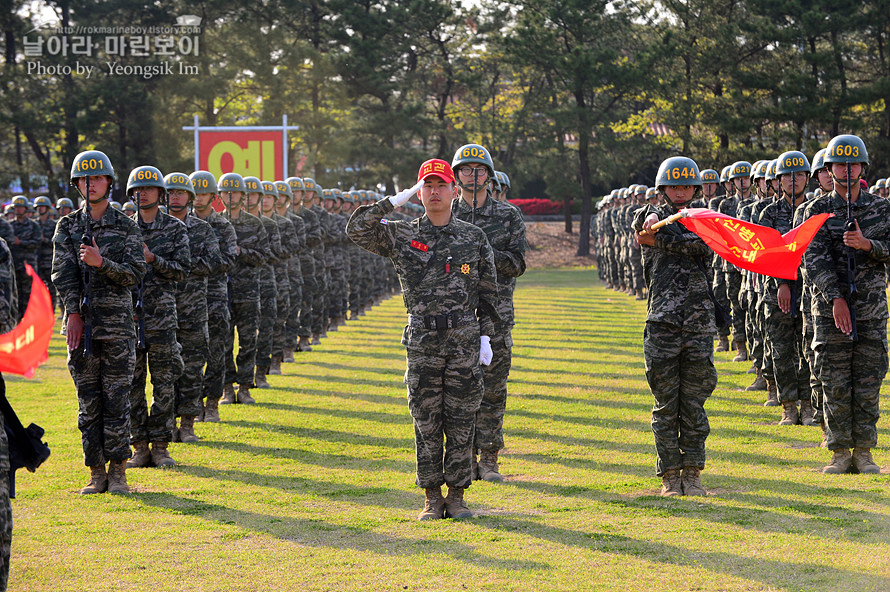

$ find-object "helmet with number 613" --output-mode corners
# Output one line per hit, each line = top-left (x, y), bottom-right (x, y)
(126, 165), (165, 196)
(655, 156), (702, 190)
(775, 151), (811, 176)
(217, 172), (245, 193)
(823, 134), (869, 165)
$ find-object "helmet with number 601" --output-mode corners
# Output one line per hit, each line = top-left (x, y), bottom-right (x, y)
(218, 172), (245, 193)
(451, 144), (495, 176)
(655, 157), (702, 190)
(775, 151), (811, 176)
(164, 172), (195, 197)
(823, 134), (869, 165)
(126, 165), (165, 196)
(190, 171), (218, 195)
(70, 150), (115, 185)
(728, 161), (752, 180)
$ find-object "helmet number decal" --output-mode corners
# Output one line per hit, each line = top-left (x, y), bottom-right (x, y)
(194, 178), (209, 189)
(832, 144), (859, 158)
(784, 156), (806, 168)
(666, 166), (695, 181)
(462, 146), (486, 159)
(76, 158), (102, 172)
(136, 169), (159, 181)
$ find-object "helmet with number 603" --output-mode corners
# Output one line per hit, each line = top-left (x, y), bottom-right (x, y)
(728, 161), (752, 180)
(57, 198), (74, 210)
(775, 151), (811, 176)
(70, 150), (115, 185)
(126, 165), (165, 196)
(218, 172), (245, 193)
(190, 170), (218, 195)
(823, 134), (869, 165)
(164, 172), (195, 198)
(810, 148), (827, 174)
(34, 196), (52, 208)
(700, 169), (719, 183)
(451, 144), (495, 177)
(655, 156), (702, 190)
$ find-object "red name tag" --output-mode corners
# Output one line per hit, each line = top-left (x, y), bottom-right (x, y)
(410, 240), (429, 252)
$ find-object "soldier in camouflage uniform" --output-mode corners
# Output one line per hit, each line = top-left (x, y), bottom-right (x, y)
(302, 179), (329, 345)
(220, 173), (269, 404)
(34, 196), (58, 314)
(166, 173), (223, 442)
(451, 144), (527, 483)
(53, 150), (146, 495)
(719, 162), (753, 360)
(9, 196), (42, 321)
(804, 135), (887, 475)
(190, 171), (239, 423)
(347, 159), (499, 520)
(267, 181), (296, 374)
(634, 156), (717, 498)
(289, 177), (320, 353)
(275, 181), (305, 366)
(125, 166), (190, 469)
(708, 168), (733, 352)
(0, 234), (15, 589)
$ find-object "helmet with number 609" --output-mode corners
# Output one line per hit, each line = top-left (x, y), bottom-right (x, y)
(126, 165), (165, 196)
(823, 134), (869, 165)
(190, 170), (218, 195)
(70, 150), (115, 186)
(775, 151), (811, 176)
(451, 144), (495, 176)
(655, 156), (702, 190)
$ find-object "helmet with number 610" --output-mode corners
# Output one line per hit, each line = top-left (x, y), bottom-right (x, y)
(823, 134), (869, 165)
(775, 151), (811, 176)
(126, 165), (165, 196)
(190, 170), (218, 195)
(70, 150), (115, 185)
(655, 156), (702, 190)
(451, 144), (495, 177)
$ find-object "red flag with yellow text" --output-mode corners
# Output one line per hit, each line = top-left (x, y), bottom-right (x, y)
(0, 264), (53, 378)
(677, 208), (833, 280)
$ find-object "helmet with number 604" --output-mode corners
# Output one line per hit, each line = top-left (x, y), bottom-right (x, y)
(655, 156), (702, 190)
(451, 144), (495, 176)
(728, 161), (752, 180)
(126, 165), (165, 196)
(190, 171), (218, 195)
(57, 198), (74, 210)
(823, 134), (869, 165)
(34, 196), (52, 208)
(70, 150), (115, 185)
(700, 169), (719, 183)
(775, 151), (811, 176)
(165, 172), (195, 198)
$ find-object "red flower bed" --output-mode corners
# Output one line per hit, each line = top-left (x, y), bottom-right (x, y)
(508, 198), (566, 215)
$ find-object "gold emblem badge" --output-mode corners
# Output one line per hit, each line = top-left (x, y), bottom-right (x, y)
(461, 263), (470, 274)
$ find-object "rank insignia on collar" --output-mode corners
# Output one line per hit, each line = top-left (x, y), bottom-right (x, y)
(461, 263), (470, 274)
(410, 240), (429, 252)
(379, 219), (388, 224)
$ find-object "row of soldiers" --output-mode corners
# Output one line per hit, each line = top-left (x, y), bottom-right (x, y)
(603, 134), (886, 477)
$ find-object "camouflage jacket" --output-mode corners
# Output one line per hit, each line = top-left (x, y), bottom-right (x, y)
(347, 198), (500, 339)
(136, 212), (191, 333)
(11, 217), (42, 268)
(0, 219), (13, 249)
(52, 205), (146, 340)
(453, 194), (527, 330)
(194, 209), (239, 310)
(0, 239), (17, 331)
(285, 210), (309, 279)
(258, 214), (282, 292)
(312, 205), (335, 248)
(757, 196), (804, 306)
(633, 201), (715, 333)
(37, 216), (57, 266)
(295, 205), (322, 250)
(804, 189), (890, 320)
(224, 210), (269, 304)
(272, 212), (297, 281)
(175, 215), (223, 328)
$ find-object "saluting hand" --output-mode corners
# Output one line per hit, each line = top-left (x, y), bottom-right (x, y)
(80, 238), (103, 267)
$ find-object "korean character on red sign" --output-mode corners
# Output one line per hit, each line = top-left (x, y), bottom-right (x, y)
(741, 250), (757, 263)
(738, 227), (755, 242)
(722, 219), (740, 232)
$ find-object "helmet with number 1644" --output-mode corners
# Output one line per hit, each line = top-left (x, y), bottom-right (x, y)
(655, 157), (702, 191)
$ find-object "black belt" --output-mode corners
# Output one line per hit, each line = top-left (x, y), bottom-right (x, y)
(409, 311), (474, 331)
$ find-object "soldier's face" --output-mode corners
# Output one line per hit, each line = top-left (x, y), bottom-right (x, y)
(733, 176), (751, 194)
(702, 182), (717, 199)
(292, 190), (303, 206)
(420, 177), (456, 213)
(133, 186), (160, 208)
(817, 168), (833, 191)
(276, 194), (288, 209)
(77, 175), (111, 201)
(168, 189), (190, 211)
(663, 185), (695, 205)
(60, 207), (72, 216)
(246, 192), (262, 210)
(779, 172), (809, 197)
(831, 162), (862, 183)
(194, 192), (214, 210)
(262, 193), (276, 213)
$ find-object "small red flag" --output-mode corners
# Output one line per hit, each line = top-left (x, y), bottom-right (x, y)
(0, 264), (54, 378)
(677, 208), (832, 280)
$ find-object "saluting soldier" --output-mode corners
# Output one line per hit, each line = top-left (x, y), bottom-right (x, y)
(347, 159), (499, 520)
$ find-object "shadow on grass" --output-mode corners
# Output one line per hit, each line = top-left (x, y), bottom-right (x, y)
(218, 420), (414, 450)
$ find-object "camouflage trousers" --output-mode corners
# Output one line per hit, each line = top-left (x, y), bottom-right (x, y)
(175, 324), (209, 417)
(630, 246), (644, 293)
(724, 271), (746, 343)
(348, 261), (363, 316)
(330, 264), (347, 318)
(744, 290), (762, 366)
(764, 304), (808, 403)
(404, 325), (484, 489)
(226, 299), (260, 386)
(757, 295), (775, 381)
(712, 265), (731, 339)
(474, 331), (513, 452)
(203, 304), (230, 404)
(130, 330), (184, 443)
(311, 254), (328, 334)
(298, 274), (316, 339)
(256, 275), (278, 371)
(272, 274), (291, 359)
(13, 267), (31, 322)
(284, 274), (303, 351)
(69, 338), (136, 465)
(644, 322), (717, 476)
(801, 296), (823, 423)
(813, 317), (886, 450)
(0, 462), (8, 592)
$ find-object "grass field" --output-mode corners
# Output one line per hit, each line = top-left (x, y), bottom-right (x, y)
(8, 267), (890, 591)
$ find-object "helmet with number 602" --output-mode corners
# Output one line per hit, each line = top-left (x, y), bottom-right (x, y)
(126, 165), (165, 196)
(655, 156), (702, 190)
(70, 150), (115, 185)
(218, 172), (245, 193)
(451, 144), (495, 176)
(775, 151), (811, 176)
(728, 161), (752, 180)
(189, 170), (218, 195)
(823, 134), (869, 165)
(164, 172), (195, 198)
(34, 196), (52, 208)
(700, 169), (719, 183)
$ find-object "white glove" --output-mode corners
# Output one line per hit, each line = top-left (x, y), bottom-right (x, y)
(479, 335), (493, 366)
(389, 180), (424, 208)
